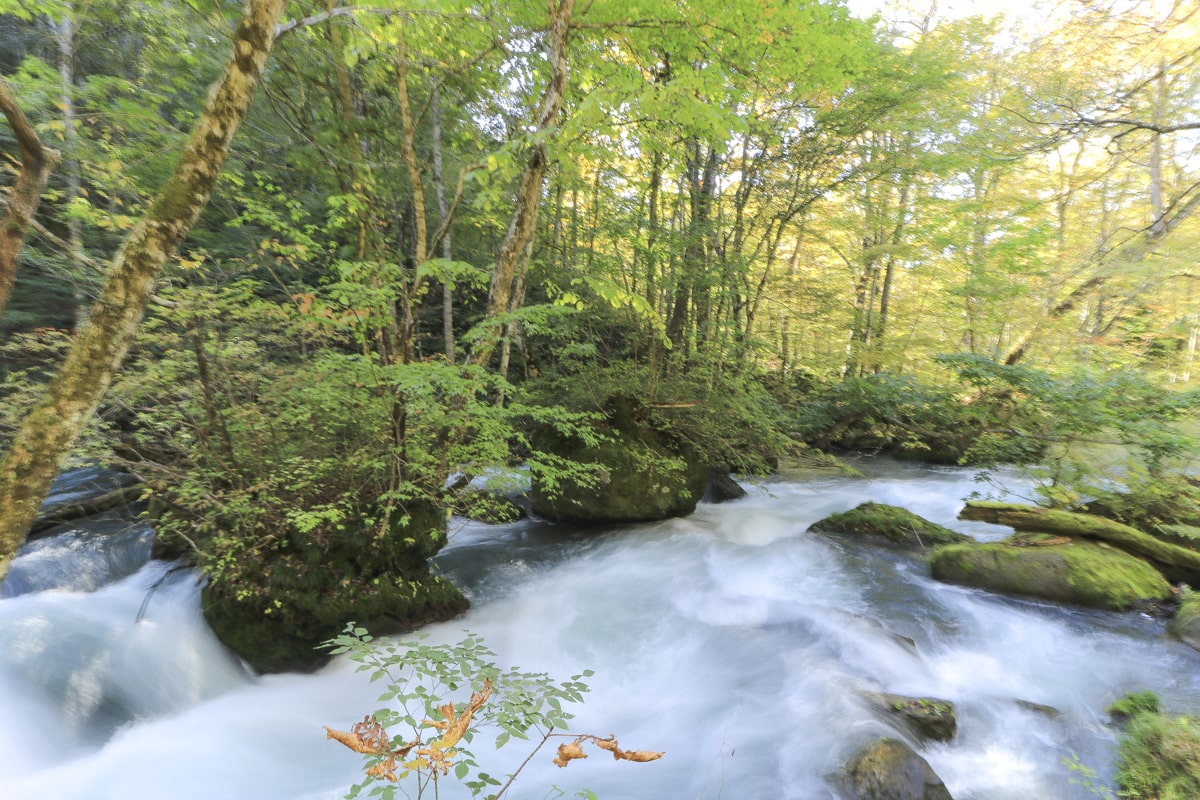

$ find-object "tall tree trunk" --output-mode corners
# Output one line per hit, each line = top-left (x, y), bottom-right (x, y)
(0, 77), (60, 320)
(469, 0), (574, 369)
(0, 0), (287, 584)
(1148, 62), (1167, 241)
(52, 10), (89, 327)
(431, 86), (455, 362)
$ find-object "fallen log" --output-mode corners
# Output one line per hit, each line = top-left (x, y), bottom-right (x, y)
(31, 483), (146, 536)
(959, 501), (1200, 584)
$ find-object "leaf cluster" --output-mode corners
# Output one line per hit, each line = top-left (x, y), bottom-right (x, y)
(321, 624), (595, 800)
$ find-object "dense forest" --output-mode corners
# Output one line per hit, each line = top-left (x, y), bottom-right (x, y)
(2, 0), (1200, 793)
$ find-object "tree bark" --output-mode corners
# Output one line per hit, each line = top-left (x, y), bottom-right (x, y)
(52, 10), (89, 327)
(469, 0), (574, 369)
(0, 0), (287, 584)
(0, 76), (61, 320)
(431, 85), (455, 362)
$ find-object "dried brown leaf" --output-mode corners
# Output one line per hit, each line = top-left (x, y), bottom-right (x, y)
(553, 741), (589, 768)
(584, 735), (664, 763)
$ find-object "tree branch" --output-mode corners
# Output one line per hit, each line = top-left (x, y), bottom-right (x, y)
(0, 75), (61, 319)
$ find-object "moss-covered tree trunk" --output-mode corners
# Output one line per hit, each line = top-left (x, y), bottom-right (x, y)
(469, 0), (574, 368)
(0, 0), (287, 584)
(0, 76), (60, 319)
(959, 501), (1200, 583)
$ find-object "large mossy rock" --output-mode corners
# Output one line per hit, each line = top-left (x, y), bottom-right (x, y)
(531, 397), (708, 524)
(844, 737), (953, 800)
(1169, 592), (1200, 651)
(202, 501), (468, 673)
(810, 503), (968, 548)
(929, 539), (1172, 610)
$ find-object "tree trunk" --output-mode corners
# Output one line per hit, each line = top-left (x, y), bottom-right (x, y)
(431, 86), (455, 362)
(469, 0), (574, 369)
(52, 10), (89, 327)
(0, 77), (60, 320)
(1148, 62), (1167, 241)
(0, 0), (287, 584)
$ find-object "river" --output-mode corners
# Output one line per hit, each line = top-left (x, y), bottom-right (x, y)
(2, 459), (1197, 799)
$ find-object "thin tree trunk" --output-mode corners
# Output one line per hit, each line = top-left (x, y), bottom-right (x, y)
(0, 77), (60, 320)
(469, 0), (574, 369)
(52, 11), (89, 327)
(0, 0), (287, 584)
(1148, 62), (1167, 241)
(431, 86), (455, 361)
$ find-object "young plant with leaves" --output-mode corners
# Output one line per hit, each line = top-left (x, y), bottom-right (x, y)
(322, 625), (662, 800)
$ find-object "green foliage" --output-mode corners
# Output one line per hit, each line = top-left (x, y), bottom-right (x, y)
(108, 280), (603, 595)
(938, 355), (1200, 510)
(793, 372), (986, 464)
(526, 356), (794, 476)
(321, 625), (594, 800)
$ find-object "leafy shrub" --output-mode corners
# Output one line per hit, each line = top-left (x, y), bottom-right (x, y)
(938, 355), (1200, 513)
(793, 372), (987, 464)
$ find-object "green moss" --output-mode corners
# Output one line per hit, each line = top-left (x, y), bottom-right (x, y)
(810, 502), (969, 548)
(531, 424), (708, 524)
(1116, 710), (1200, 800)
(866, 692), (958, 743)
(844, 737), (953, 800)
(1170, 590), (1200, 651)
(1109, 691), (1162, 722)
(201, 500), (468, 673)
(929, 541), (1172, 610)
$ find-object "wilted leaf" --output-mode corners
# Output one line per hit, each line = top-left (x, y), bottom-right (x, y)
(553, 741), (588, 768)
(592, 736), (664, 763)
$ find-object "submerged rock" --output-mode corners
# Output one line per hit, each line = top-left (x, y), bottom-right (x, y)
(863, 692), (957, 743)
(929, 539), (1172, 611)
(844, 737), (953, 800)
(810, 502), (969, 548)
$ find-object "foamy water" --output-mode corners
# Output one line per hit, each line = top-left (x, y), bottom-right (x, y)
(2, 460), (1197, 799)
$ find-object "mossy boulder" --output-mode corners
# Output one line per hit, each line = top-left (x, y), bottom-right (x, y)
(810, 503), (969, 548)
(844, 737), (953, 800)
(929, 539), (1172, 610)
(704, 465), (747, 503)
(202, 500), (468, 673)
(864, 692), (957, 743)
(531, 397), (708, 524)
(1169, 591), (1200, 651)
(959, 501), (1200, 585)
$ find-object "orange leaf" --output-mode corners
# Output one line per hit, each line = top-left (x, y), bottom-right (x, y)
(553, 741), (588, 768)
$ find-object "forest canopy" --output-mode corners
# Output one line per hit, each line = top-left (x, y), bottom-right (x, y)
(0, 0), (1198, 607)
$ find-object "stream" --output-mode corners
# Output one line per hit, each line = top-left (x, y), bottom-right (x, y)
(2, 458), (1198, 799)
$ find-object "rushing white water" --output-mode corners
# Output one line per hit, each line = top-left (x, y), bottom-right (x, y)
(2, 459), (1198, 800)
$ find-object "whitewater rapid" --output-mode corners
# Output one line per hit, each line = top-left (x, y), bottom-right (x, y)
(2, 460), (1197, 799)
